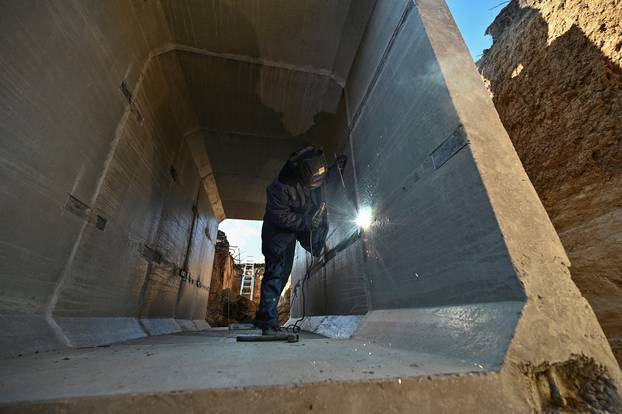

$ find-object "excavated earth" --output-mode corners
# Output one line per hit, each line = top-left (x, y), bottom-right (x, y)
(479, 0), (622, 364)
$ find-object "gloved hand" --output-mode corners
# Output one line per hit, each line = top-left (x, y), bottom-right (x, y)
(335, 154), (348, 172)
(305, 202), (326, 230)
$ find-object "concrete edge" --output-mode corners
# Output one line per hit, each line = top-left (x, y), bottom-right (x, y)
(139, 318), (182, 336)
(54, 317), (147, 348)
(0, 316), (215, 358)
(175, 319), (211, 331)
(193, 320), (211, 330)
(285, 315), (364, 339)
(354, 302), (525, 371)
(0, 315), (66, 358)
(0, 370), (528, 413)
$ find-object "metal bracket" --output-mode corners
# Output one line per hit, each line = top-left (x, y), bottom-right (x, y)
(430, 125), (468, 170)
(64, 194), (90, 219)
(140, 245), (163, 264)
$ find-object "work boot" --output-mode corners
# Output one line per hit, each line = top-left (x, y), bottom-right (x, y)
(262, 326), (284, 336)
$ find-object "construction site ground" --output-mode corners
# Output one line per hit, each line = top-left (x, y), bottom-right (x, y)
(0, 328), (478, 407)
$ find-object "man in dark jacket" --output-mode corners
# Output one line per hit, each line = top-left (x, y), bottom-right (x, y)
(254, 146), (346, 334)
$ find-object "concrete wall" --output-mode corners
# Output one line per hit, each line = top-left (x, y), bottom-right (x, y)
(193, 130), (306, 219)
(290, 0), (621, 381)
(290, 0), (524, 368)
(0, 1), (217, 356)
(0, 0), (372, 356)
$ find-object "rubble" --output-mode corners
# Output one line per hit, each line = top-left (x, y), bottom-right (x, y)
(205, 231), (279, 326)
(205, 288), (256, 327)
(205, 231), (252, 326)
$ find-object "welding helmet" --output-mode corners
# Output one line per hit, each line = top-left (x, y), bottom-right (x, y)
(290, 146), (327, 189)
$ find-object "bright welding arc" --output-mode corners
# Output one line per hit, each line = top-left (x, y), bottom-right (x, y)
(355, 206), (373, 230)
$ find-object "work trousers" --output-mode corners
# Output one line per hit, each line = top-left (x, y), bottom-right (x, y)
(254, 241), (296, 329)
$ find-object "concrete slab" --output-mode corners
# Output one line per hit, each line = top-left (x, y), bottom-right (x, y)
(54, 317), (146, 348)
(355, 303), (524, 370)
(174, 319), (206, 331)
(139, 318), (181, 336)
(192, 320), (211, 330)
(0, 315), (65, 359)
(0, 329), (480, 408)
(285, 315), (364, 339)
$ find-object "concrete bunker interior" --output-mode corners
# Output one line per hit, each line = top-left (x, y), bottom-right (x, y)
(1, 1), (621, 412)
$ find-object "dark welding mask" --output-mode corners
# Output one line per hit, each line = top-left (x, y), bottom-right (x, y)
(299, 151), (327, 189)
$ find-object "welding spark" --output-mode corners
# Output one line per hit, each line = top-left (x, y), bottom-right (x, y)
(355, 206), (373, 230)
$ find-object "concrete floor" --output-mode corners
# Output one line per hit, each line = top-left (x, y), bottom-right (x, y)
(0, 328), (482, 406)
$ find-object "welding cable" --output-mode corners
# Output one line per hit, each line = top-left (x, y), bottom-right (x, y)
(288, 230), (314, 333)
(285, 230), (317, 333)
(284, 226), (363, 333)
(284, 157), (357, 334)
(287, 187), (324, 333)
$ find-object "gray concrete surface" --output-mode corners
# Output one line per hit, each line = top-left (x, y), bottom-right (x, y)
(0, 0), (221, 355)
(0, 0), (371, 356)
(0, 328), (479, 407)
(1, 0), (622, 412)
(159, 0), (374, 218)
(285, 315), (364, 339)
(290, 0), (622, 410)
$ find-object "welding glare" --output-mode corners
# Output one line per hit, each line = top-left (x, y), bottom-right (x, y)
(355, 206), (373, 230)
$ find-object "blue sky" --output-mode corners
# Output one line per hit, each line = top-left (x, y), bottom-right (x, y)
(219, 219), (264, 263)
(446, 0), (507, 59)
(219, 2), (504, 263)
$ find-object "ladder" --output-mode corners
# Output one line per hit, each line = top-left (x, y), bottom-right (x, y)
(239, 258), (256, 300)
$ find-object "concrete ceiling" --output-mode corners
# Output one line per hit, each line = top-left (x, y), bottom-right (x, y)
(159, 0), (375, 219)
(161, 0), (355, 72)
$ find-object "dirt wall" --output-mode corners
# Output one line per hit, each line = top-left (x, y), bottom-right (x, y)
(206, 232), (267, 326)
(479, 0), (622, 363)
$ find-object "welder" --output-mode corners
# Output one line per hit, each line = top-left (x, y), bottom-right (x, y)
(254, 146), (347, 335)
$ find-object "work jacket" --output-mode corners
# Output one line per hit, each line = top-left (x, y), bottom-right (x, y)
(261, 163), (326, 258)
